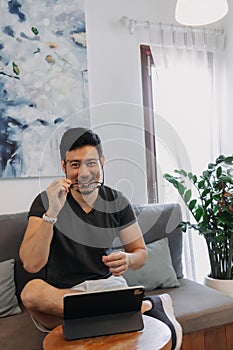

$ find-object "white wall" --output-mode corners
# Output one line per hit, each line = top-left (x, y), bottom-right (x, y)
(0, 0), (177, 213)
(0, 177), (53, 213)
(84, 0), (179, 205)
(85, 0), (177, 107)
(0, 0), (232, 213)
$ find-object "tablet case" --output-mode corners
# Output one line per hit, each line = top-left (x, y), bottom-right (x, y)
(62, 285), (145, 340)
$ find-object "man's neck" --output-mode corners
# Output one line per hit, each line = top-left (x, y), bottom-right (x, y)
(71, 188), (99, 213)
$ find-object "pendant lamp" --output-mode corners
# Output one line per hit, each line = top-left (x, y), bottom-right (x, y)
(175, 0), (229, 26)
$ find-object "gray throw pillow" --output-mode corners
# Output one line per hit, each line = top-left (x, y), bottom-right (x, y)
(0, 259), (22, 317)
(123, 238), (180, 291)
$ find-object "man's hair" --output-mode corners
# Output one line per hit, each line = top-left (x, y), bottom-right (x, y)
(60, 127), (103, 160)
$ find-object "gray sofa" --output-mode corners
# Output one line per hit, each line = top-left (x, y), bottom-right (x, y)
(1, 203), (233, 350)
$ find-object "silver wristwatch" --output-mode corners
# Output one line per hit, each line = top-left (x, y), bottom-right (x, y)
(42, 213), (57, 224)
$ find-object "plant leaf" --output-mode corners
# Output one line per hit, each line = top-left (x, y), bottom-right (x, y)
(225, 156), (233, 163)
(163, 173), (173, 181)
(188, 199), (197, 211)
(192, 175), (197, 183)
(178, 183), (185, 196)
(174, 169), (187, 177)
(216, 155), (225, 164)
(202, 170), (211, 179)
(184, 189), (192, 203)
(201, 188), (210, 198)
(198, 179), (205, 189)
(194, 206), (204, 222)
(216, 166), (222, 178)
(208, 163), (215, 170)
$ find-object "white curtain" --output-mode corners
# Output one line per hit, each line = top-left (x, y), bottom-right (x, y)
(149, 26), (226, 168)
(127, 21), (226, 281)
(147, 25), (227, 282)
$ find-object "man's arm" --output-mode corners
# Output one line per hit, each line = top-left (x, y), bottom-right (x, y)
(102, 221), (147, 276)
(19, 216), (55, 273)
(19, 178), (71, 273)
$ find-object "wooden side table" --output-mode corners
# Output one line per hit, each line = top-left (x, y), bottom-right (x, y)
(43, 315), (172, 350)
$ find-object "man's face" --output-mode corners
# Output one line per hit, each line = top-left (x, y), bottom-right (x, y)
(62, 145), (104, 195)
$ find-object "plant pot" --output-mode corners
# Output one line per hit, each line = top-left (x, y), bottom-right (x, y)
(204, 275), (233, 297)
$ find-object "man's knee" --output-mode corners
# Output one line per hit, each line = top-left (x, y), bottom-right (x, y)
(21, 279), (46, 309)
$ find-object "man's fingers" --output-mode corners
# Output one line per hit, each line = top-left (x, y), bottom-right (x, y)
(102, 252), (129, 276)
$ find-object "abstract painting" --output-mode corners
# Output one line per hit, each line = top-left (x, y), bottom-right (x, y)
(0, 0), (89, 178)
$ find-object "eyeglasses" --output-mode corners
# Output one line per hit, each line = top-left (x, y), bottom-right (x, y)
(70, 181), (103, 191)
(64, 158), (101, 170)
(67, 163), (105, 192)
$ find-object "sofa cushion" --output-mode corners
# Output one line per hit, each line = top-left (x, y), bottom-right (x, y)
(146, 278), (233, 334)
(133, 203), (183, 279)
(0, 259), (21, 317)
(123, 238), (180, 290)
(0, 305), (46, 350)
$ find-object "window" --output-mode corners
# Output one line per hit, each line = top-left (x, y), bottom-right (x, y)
(140, 43), (225, 282)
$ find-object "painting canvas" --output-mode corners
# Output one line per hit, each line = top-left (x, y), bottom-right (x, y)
(0, 0), (89, 178)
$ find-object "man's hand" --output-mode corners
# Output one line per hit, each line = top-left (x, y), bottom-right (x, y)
(102, 251), (131, 276)
(46, 178), (71, 218)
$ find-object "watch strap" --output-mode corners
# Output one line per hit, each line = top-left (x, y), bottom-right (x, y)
(42, 213), (57, 224)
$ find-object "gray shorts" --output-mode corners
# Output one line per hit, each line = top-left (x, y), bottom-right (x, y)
(71, 275), (128, 292)
(31, 275), (128, 333)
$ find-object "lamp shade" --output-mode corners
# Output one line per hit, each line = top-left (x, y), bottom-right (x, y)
(175, 0), (229, 26)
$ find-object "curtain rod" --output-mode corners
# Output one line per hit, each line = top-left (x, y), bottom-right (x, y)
(120, 16), (224, 35)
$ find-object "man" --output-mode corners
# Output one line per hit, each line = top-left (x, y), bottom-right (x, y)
(20, 127), (182, 349)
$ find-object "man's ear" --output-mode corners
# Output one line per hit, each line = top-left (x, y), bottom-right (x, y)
(61, 161), (66, 174)
(100, 155), (105, 166)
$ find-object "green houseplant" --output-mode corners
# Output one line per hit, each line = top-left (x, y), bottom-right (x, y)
(164, 155), (233, 280)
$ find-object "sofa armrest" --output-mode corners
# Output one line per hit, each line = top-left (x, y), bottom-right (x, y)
(0, 212), (45, 299)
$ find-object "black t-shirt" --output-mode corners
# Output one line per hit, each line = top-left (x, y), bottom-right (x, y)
(28, 185), (136, 288)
